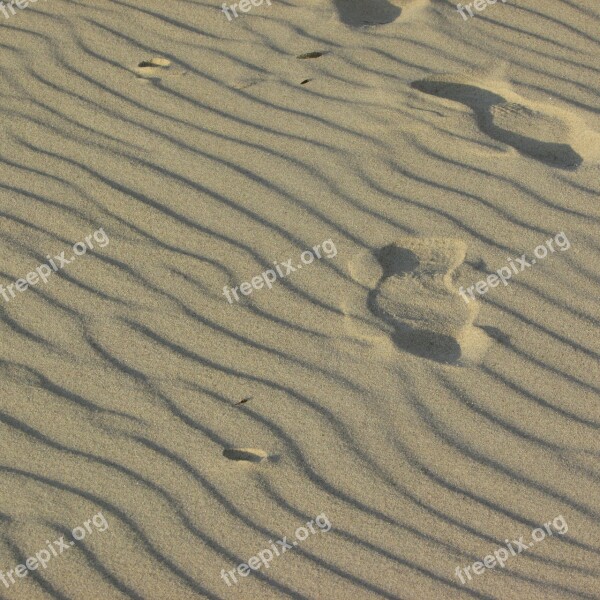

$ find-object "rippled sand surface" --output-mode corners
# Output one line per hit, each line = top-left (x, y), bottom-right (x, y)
(0, 1), (598, 598)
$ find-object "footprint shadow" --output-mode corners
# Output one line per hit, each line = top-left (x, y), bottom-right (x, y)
(375, 244), (420, 277)
(390, 328), (462, 363)
(223, 448), (268, 463)
(333, 0), (401, 26)
(411, 78), (583, 169)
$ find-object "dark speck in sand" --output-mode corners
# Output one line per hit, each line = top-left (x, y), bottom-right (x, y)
(297, 51), (325, 59)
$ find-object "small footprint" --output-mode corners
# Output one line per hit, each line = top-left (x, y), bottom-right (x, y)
(135, 57), (172, 82)
(411, 75), (585, 169)
(348, 238), (492, 364)
(223, 448), (268, 463)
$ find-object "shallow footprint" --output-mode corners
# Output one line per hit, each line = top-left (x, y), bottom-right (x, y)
(350, 238), (491, 365)
(135, 57), (172, 82)
(411, 75), (584, 169)
(223, 448), (268, 463)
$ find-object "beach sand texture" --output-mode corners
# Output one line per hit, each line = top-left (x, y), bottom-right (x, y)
(0, 0), (599, 598)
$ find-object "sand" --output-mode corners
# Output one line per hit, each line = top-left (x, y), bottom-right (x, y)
(0, 0), (598, 598)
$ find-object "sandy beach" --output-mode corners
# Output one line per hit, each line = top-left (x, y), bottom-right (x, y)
(0, 0), (598, 598)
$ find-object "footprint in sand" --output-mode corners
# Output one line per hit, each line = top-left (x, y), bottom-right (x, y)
(411, 75), (585, 169)
(348, 238), (491, 364)
(331, 0), (426, 26)
(223, 448), (268, 463)
(331, 0), (399, 26)
(135, 57), (173, 82)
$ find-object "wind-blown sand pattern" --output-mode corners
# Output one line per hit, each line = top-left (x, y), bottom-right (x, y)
(0, 0), (599, 599)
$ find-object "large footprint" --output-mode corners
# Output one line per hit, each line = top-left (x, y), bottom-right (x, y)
(348, 238), (491, 364)
(411, 75), (585, 169)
